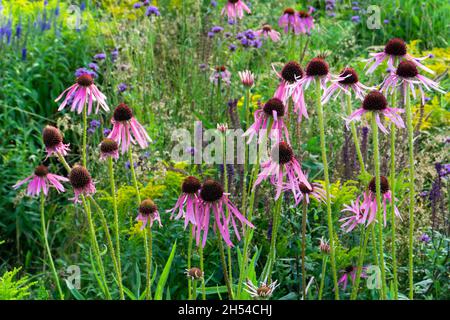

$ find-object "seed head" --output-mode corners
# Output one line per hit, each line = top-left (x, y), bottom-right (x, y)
(100, 138), (118, 154)
(69, 166), (92, 189)
(34, 165), (49, 177)
(139, 199), (158, 215)
(43, 125), (63, 149)
(362, 91), (388, 111)
(281, 61), (304, 83)
(306, 57), (329, 77)
(338, 67), (359, 85)
(396, 60), (418, 78)
(263, 98), (285, 117)
(368, 176), (390, 194)
(271, 142), (294, 165)
(76, 74), (94, 87)
(113, 103), (133, 122)
(200, 179), (224, 202)
(182, 176), (201, 194)
(384, 38), (407, 56)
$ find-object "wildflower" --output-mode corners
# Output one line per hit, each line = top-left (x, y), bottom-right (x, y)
(290, 178), (326, 206)
(69, 165), (96, 202)
(244, 278), (279, 299)
(319, 237), (330, 254)
(88, 62), (99, 72)
(339, 196), (366, 232)
(107, 103), (151, 154)
(419, 233), (431, 243)
(133, 2), (143, 9)
(111, 48), (119, 62)
(185, 267), (204, 280)
(118, 82), (128, 93)
(217, 123), (228, 133)
(279, 8), (297, 34)
(103, 128), (111, 137)
(322, 67), (373, 104)
(146, 5), (160, 16)
(210, 66), (231, 86)
(351, 16), (360, 23)
(43, 125), (70, 158)
(238, 70), (254, 88)
(93, 53), (106, 61)
(255, 24), (280, 42)
(210, 0), (218, 8)
(195, 179), (254, 247)
(137, 199), (162, 229)
(338, 265), (367, 290)
(168, 176), (202, 228)
(75, 67), (97, 79)
(294, 56), (346, 90)
(55, 71), (109, 115)
(381, 61), (445, 105)
(365, 38), (434, 74)
(13, 165), (68, 197)
(297, 8), (314, 34)
(221, 0), (251, 20)
(243, 98), (289, 144)
(254, 142), (311, 200)
(99, 138), (119, 161)
(211, 26), (223, 33)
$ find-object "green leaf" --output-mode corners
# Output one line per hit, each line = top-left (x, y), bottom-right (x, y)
(65, 281), (85, 300)
(154, 241), (177, 300)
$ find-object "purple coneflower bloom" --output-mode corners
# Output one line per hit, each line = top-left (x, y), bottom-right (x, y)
(42, 125), (70, 158)
(255, 24), (281, 42)
(293, 56), (346, 91)
(322, 67), (373, 104)
(210, 66), (231, 86)
(108, 103), (151, 154)
(238, 70), (254, 87)
(339, 195), (366, 232)
(319, 237), (331, 254)
(13, 165), (68, 197)
(221, 0), (251, 20)
(254, 142), (311, 200)
(290, 178), (326, 206)
(346, 90), (405, 134)
(137, 199), (162, 229)
(168, 176), (201, 228)
(69, 165), (96, 203)
(55, 72), (109, 115)
(146, 5), (160, 16)
(338, 265), (367, 290)
(99, 138), (119, 161)
(381, 60), (445, 105)
(278, 8), (298, 34)
(365, 38), (434, 74)
(195, 179), (253, 247)
(296, 8), (314, 34)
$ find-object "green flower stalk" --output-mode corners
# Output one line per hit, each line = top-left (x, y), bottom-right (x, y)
(267, 187), (283, 282)
(345, 94), (367, 175)
(198, 244), (206, 300)
(390, 96), (399, 300)
(301, 200), (308, 299)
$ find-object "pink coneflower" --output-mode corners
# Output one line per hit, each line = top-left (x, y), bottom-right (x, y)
(107, 103), (151, 154)
(294, 56), (346, 90)
(278, 8), (298, 34)
(210, 66), (232, 86)
(339, 195), (366, 233)
(238, 70), (255, 87)
(168, 176), (201, 229)
(42, 125), (70, 158)
(68, 165), (96, 202)
(55, 72), (109, 115)
(13, 165), (68, 197)
(338, 265), (367, 290)
(221, 0), (250, 20)
(381, 61), (445, 105)
(361, 176), (401, 226)
(195, 179), (254, 247)
(244, 278), (280, 299)
(243, 98), (290, 144)
(255, 24), (281, 42)
(296, 8), (314, 34)
(99, 138), (119, 160)
(137, 199), (162, 229)
(346, 90), (405, 134)
(254, 142), (311, 200)
(321, 67), (373, 104)
(290, 178), (326, 206)
(319, 237), (330, 254)
(365, 38), (434, 74)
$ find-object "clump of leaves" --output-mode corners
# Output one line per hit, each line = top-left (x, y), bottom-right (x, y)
(0, 267), (37, 300)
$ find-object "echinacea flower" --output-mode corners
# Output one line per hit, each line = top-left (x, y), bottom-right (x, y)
(42, 125), (70, 158)
(365, 38), (434, 74)
(319, 237), (330, 254)
(290, 178), (326, 206)
(238, 70), (255, 87)
(346, 90), (405, 134)
(69, 165), (96, 203)
(278, 8), (298, 34)
(185, 267), (204, 280)
(221, 0), (251, 20)
(13, 165), (68, 197)
(137, 199), (162, 229)
(294, 56), (346, 91)
(195, 179), (254, 247)
(321, 67), (373, 104)
(296, 8), (314, 34)
(99, 138), (119, 160)
(272, 61), (304, 110)
(339, 195), (366, 232)
(254, 142), (311, 200)
(217, 123), (228, 133)
(55, 71), (109, 115)
(255, 24), (281, 42)
(243, 98), (290, 144)
(168, 176), (201, 228)
(381, 61), (445, 105)
(338, 265), (367, 290)
(244, 278), (280, 299)
(107, 103), (151, 154)
(210, 66), (232, 86)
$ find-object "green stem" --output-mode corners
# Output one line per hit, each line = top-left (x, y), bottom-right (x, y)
(218, 236), (233, 299)
(345, 94), (367, 175)
(318, 256), (328, 300)
(40, 193), (64, 300)
(350, 226), (370, 300)
(371, 114), (387, 299)
(145, 228), (153, 300)
(198, 244), (206, 300)
(315, 80), (339, 299)
(107, 157), (124, 299)
(404, 86), (415, 300)
(390, 95), (399, 299)
(187, 226), (193, 300)
(267, 190), (283, 282)
(240, 88), (251, 218)
(82, 107), (87, 167)
(301, 199), (307, 299)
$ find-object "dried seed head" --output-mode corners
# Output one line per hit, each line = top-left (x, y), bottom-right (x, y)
(263, 98), (285, 117)
(271, 142), (294, 164)
(362, 91), (388, 111)
(182, 176), (201, 194)
(281, 61), (304, 83)
(306, 57), (329, 77)
(284, 7), (295, 15)
(34, 165), (49, 177)
(100, 138), (118, 154)
(69, 166), (92, 189)
(186, 267), (203, 280)
(76, 74), (94, 87)
(200, 179), (224, 202)
(384, 38), (407, 56)
(368, 176), (390, 194)
(139, 199), (158, 215)
(396, 60), (418, 78)
(338, 67), (359, 85)
(113, 103), (133, 122)
(43, 125), (63, 149)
